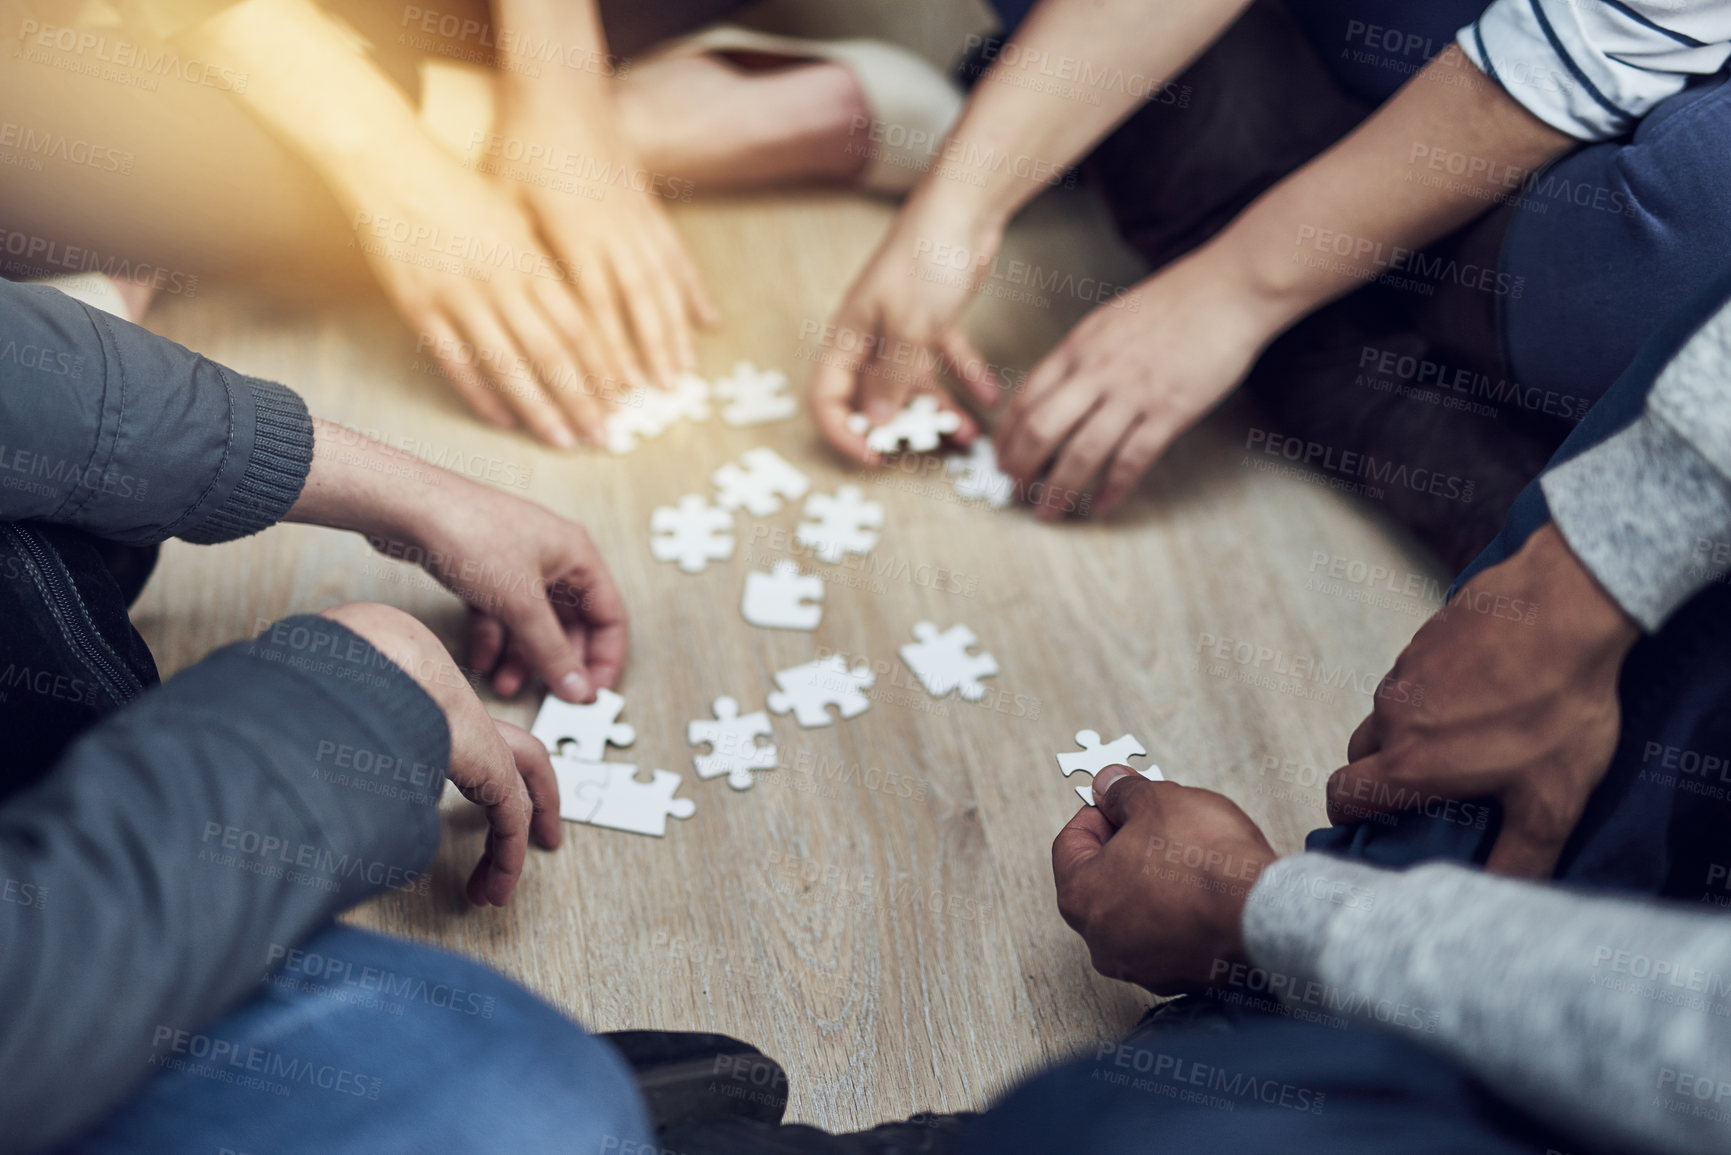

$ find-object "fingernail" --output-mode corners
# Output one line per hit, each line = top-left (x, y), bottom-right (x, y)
(560, 671), (593, 702)
(1093, 765), (1132, 797)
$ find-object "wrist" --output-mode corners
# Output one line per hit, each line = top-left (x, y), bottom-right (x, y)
(289, 420), (453, 548)
(1518, 523), (1641, 660)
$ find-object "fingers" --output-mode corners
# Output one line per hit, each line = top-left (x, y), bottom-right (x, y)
(807, 321), (881, 466)
(499, 290), (597, 446)
(1051, 804), (1114, 929)
(498, 720), (563, 852)
(609, 239), (683, 386)
(461, 744), (532, 907)
(454, 305), (576, 449)
(1091, 416), (1165, 517)
(1038, 400), (1131, 521)
(1484, 796), (1566, 879)
(648, 207), (719, 328)
(502, 591), (595, 703)
(575, 257), (651, 390)
(631, 225), (699, 374)
(467, 610), (507, 677)
(1093, 764), (1163, 828)
(528, 277), (616, 438)
(422, 315), (517, 430)
(569, 565), (630, 691)
(998, 374), (1102, 486)
(1346, 711), (1381, 764)
(1326, 749), (1452, 826)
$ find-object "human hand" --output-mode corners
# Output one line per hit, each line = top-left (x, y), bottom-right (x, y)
(808, 190), (997, 464)
(493, 101), (717, 389)
(1327, 523), (1640, 877)
(340, 136), (626, 447)
(291, 420), (628, 702)
(996, 251), (1277, 519)
(1053, 766), (1277, 992)
(318, 603), (563, 906)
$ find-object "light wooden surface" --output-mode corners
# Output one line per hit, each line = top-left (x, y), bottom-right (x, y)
(135, 184), (1442, 1131)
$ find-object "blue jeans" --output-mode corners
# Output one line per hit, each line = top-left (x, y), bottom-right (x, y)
(961, 270), (1731, 1155)
(59, 924), (655, 1155)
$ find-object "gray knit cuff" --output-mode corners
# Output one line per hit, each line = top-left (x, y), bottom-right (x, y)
(1241, 854), (1385, 984)
(1541, 411), (1731, 632)
(179, 377), (314, 544)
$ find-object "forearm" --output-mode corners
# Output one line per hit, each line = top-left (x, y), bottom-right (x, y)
(1208, 49), (1572, 335)
(1246, 855), (1731, 1155)
(922, 0), (1252, 229)
(182, 0), (441, 207)
(0, 616), (448, 1153)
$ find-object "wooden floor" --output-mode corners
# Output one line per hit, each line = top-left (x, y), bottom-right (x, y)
(136, 184), (1442, 1130)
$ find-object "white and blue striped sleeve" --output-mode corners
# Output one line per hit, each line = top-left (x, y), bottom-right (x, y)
(1458, 0), (1731, 140)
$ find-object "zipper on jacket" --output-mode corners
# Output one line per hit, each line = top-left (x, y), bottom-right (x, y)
(7, 523), (144, 706)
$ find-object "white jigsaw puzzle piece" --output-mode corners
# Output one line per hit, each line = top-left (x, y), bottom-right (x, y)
(845, 396), (962, 455)
(571, 763), (697, 836)
(687, 696), (778, 790)
(714, 362), (796, 426)
(946, 438), (1015, 508)
(1054, 729), (1164, 806)
(650, 494), (734, 573)
(532, 687), (637, 763)
(741, 561), (825, 630)
(713, 447), (810, 517)
(604, 374), (712, 454)
(899, 621), (999, 701)
(796, 486), (883, 563)
(767, 655), (876, 728)
(549, 754), (611, 822)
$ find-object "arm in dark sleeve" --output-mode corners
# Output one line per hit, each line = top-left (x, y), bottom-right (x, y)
(0, 279), (313, 544)
(0, 615), (450, 1153)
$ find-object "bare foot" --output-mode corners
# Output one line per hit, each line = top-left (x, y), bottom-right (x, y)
(616, 52), (869, 191)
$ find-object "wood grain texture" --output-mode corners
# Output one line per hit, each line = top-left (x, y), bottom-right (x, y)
(134, 185), (1442, 1131)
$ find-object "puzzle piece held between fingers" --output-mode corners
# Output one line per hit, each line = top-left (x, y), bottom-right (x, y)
(1055, 729), (1163, 806)
(741, 561), (825, 630)
(796, 486), (883, 563)
(714, 362), (796, 426)
(554, 757), (696, 835)
(899, 621), (999, 701)
(532, 687), (636, 763)
(946, 438), (1015, 508)
(767, 655), (876, 728)
(713, 447), (811, 517)
(687, 696), (778, 790)
(846, 396), (961, 455)
(650, 495), (734, 573)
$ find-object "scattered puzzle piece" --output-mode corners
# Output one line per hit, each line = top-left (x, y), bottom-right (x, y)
(741, 561), (825, 630)
(767, 655), (876, 728)
(846, 396), (961, 454)
(796, 486), (883, 563)
(899, 621), (999, 701)
(554, 757), (696, 835)
(605, 374), (711, 454)
(1055, 729), (1164, 806)
(714, 362), (796, 426)
(713, 447), (810, 516)
(946, 438), (1014, 508)
(532, 687), (636, 763)
(687, 696), (778, 790)
(650, 495), (734, 573)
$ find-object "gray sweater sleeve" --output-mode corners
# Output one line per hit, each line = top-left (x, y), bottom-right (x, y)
(1541, 295), (1731, 631)
(0, 279), (313, 545)
(0, 615), (450, 1154)
(1244, 854), (1731, 1155)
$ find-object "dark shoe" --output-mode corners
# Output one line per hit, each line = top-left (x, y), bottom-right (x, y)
(663, 1112), (979, 1155)
(601, 1031), (789, 1133)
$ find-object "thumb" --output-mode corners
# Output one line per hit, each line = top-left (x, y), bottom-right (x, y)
(504, 600), (593, 703)
(1094, 765), (1160, 828)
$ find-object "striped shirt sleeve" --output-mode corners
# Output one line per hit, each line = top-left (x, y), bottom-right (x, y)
(1458, 0), (1731, 140)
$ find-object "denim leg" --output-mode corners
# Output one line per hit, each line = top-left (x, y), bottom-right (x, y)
(1307, 268), (1731, 898)
(61, 924), (654, 1155)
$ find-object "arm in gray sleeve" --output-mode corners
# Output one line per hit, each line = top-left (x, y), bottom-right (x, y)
(0, 615), (449, 1154)
(0, 279), (313, 545)
(1541, 293), (1731, 631)
(1245, 854), (1731, 1155)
